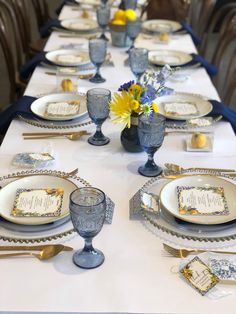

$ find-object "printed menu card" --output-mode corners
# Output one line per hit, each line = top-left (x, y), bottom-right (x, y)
(177, 186), (229, 215)
(12, 188), (64, 217)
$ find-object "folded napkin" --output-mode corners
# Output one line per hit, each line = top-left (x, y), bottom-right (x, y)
(40, 19), (63, 38)
(180, 21), (201, 46)
(171, 53), (218, 76)
(210, 100), (236, 133)
(0, 96), (36, 134)
(20, 52), (48, 80)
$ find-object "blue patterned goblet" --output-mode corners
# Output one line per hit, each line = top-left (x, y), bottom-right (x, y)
(129, 48), (149, 83)
(97, 6), (110, 41)
(101, 0), (108, 6)
(126, 19), (142, 53)
(124, 0), (137, 9)
(89, 39), (107, 83)
(70, 187), (106, 269)
(87, 88), (111, 146)
(138, 113), (166, 177)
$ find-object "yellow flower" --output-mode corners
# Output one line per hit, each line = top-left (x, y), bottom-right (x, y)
(125, 9), (137, 22)
(128, 84), (143, 99)
(110, 91), (134, 128)
(152, 102), (159, 113)
(130, 99), (140, 111)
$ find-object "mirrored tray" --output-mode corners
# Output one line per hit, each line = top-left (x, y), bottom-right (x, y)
(130, 170), (236, 249)
(0, 170), (114, 243)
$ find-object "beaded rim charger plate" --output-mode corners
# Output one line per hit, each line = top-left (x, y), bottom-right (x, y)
(0, 170), (90, 243)
(60, 18), (98, 33)
(130, 171), (236, 248)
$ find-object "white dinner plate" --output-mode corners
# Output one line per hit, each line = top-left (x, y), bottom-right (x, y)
(155, 93), (212, 120)
(0, 175), (77, 225)
(149, 50), (192, 66)
(160, 175), (236, 225)
(45, 49), (90, 67)
(61, 18), (98, 32)
(31, 93), (87, 121)
(142, 19), (182, 33)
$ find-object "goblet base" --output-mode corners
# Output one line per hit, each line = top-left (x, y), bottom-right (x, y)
(89, 76), (106, 83)
(99, 33), (109, 41)
(88, 135), (110, 146)
(138, 165), (163, 177)
(73, 248), (105, 269)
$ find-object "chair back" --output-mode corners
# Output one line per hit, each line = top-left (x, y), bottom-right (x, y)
(0, 13), (17, 103)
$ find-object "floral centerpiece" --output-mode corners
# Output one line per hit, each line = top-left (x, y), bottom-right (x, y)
(109, 8), (137, 47)
(109, 65), (174, 152)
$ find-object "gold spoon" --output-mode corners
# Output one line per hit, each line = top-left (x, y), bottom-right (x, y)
(23, 132), (91, 141)
(0, 244), (73, 260)
(164, 163), (236, 173)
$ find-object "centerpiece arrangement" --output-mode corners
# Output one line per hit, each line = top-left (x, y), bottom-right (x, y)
(109, 8), (137, 47)
(110, 65), (174, 152)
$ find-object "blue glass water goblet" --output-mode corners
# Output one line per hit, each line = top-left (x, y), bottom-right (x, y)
(97, 6), (110, 41)
(129, 48), (149, 83)
(87, 88), (111, 146)
(138, 113), (166, 177)
(124, 0), (137, 9)
(70, 187), (106, 269)
(89, 39), (107, 83)
(126, 19), (142, 53)
(101, 0), (109, 7)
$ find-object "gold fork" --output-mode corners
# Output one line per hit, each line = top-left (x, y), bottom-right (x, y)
(163, 243), (236, 258)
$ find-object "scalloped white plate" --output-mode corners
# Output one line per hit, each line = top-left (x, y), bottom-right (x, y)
(155, 93), (212, 120)
(0, 175), (77, 225)
(160, 175), (236, 225)
(31, 92), (87, 121)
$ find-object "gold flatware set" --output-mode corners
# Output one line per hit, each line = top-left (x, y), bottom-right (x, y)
(0, 244), (73, 260)
(22, 130), (91, 140)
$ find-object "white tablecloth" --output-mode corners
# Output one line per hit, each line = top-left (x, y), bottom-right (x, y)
(0, 5), (236, 314)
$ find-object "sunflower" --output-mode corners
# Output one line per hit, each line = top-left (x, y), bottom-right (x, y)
(110, 91), (135, 128)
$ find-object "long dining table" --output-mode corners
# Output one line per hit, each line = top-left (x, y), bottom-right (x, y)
(0, 3), (236, 314)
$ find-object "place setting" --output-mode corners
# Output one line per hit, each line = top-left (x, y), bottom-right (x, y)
(130, 165), (236, 249)
(0, 169), (114, 251)
(142, 18), (201, 46)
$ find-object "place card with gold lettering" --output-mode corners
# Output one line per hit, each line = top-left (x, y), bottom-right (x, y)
(164, 102), (199, 116)
(44, 100), (80, 117)
(177, 186), (229, 215)
(180, 256), (220, 295)
(11, 188), (64, 217)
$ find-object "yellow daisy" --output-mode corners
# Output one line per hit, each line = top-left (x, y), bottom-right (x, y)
(110, 91), (134, 128)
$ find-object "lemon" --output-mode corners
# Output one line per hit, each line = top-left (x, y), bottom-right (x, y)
(82, 10), (90, 19)
(114, 9), (126, 22)
(61, 79), (74, 92)
(125, 9), (137, 22)
(191, 132), (207, 148)
(111, 19), (126, 25)
(159, 32), (169, 42)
